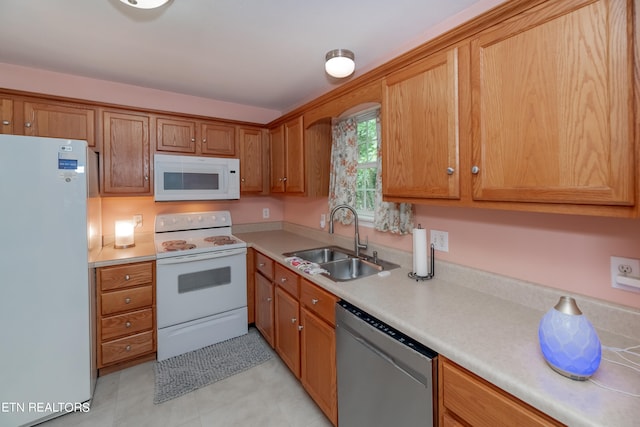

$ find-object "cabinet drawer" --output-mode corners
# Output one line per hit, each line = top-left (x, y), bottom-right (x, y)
(255, 252), (274, 280)
(441, 358), (563, 426)
(99, 262), (153, 291)
(101, 330), (154, 366)
(101, 285), (153, 316)
(300, 279), (338, 326)
(101, 308), (153, 341)
(275, 263), (299, 298)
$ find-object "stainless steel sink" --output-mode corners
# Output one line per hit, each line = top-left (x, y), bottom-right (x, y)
(320, 257), (383, 282)
(283, 246), (399, 282)
(283, 246), (351, 264)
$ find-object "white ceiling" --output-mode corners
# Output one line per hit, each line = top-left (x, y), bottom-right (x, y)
(0, 0), (496, 114)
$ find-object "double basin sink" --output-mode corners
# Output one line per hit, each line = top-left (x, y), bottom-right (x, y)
(283, 245), (399, 282)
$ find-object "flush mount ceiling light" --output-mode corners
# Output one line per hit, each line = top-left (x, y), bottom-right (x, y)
(119, 0), (169, 9)
(325, 49), (355, 78)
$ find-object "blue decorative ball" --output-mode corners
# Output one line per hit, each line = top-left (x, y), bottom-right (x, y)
(538, 307), (601, 380)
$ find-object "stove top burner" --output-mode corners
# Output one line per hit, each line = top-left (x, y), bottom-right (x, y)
(204, 235), (237, 245)
(162, 242), (197, 252)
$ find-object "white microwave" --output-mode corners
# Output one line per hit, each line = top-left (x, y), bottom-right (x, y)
(154, 154), (240, 201)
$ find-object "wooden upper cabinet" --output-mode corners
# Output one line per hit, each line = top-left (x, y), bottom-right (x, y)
(470, 0), (634, 206)
(284, 116), (305, 194)
(0, 97), (13, 134)
(269, 124), (286, 193)
(23, 101), (97, 147)
(383, 46), (462, 200)
(270, 117), (305, 194)
(102, 110), (151, 195)
(156, 116), (196, 153)
(269, 115), (331, 196)
(239, 126), (267, 193)
(200, 121), (236, 156)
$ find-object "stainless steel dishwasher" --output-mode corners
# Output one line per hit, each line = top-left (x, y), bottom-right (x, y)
(336, 300), (438, 427)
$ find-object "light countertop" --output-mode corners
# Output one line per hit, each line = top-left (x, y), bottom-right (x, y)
(91, 224), (640, 426)
(236, 226), (640, 427)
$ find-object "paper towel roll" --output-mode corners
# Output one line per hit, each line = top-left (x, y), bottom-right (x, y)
(413, 227), (428, 276)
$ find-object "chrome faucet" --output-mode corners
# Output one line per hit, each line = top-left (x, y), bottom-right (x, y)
(329, 204), (368, 257)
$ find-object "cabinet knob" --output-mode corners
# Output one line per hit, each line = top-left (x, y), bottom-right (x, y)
(258, 262), (265, 267)
(125, 345), (131, 352)
(298, 325), (304, 331)
(282, 177), (287, 182)
(125, 297), (131, 304)
(241, 178), (245, 183)
(24, 122), (32, 128)
(311, 298), (319, 305)
(191, 137), (196, 142)
(471, 166), (480, 175)
(125, 321), (132, 328)
(447, 167), (455, 175)
(124, 274), (130, 281)
(144, 175), (149, 181)
(2, 120), (10, 125)
(202, 138), (207, 143)
(291, 317), (297, 324)
(266, 297), (272, 302)
(280, 277), (287, 283)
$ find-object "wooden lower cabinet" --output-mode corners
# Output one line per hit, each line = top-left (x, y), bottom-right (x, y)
(439, 357), (564, 427)
(96, 261), (156, 374)
(253, 251), (338, 426)
(255, 270), (275, 348)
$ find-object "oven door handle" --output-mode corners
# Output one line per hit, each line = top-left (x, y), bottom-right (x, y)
(156, 248), (246, 265)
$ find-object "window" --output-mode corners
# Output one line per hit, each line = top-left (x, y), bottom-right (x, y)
(354, 110), (379, 221)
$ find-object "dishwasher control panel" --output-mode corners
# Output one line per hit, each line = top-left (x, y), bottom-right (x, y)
(338, 300), (437, 359)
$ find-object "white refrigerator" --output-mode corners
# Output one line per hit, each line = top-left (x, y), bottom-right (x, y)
(0, 135), (99, 427)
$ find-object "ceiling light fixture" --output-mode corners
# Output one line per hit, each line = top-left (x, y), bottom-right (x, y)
(119, 0), (169, 9)
(325, 49), (355, 78)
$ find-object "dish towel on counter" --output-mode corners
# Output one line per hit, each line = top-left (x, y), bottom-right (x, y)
(284, 256), (329, 275)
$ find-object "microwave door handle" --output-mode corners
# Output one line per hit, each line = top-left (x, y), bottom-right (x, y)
(157, 249), (245, 265)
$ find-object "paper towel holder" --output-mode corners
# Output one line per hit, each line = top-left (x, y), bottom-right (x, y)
(408, 243), (435, 281)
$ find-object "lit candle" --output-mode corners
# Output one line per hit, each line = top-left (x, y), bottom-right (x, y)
(114, 220), (135, 249)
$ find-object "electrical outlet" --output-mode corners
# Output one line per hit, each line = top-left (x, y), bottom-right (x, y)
(133, 214), (143, 228)
(610, 256), (640, 293)
(262, 208), (270, 219)
(430, 230), (449, 252)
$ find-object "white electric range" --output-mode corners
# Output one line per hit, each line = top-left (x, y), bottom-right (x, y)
(154, 211), (248, 361)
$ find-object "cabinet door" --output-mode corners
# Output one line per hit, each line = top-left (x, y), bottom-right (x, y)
(255, 272), (275, 348)
(102, 110), (151, 195)
(200, 121), (236, 156)
(470, 0), (633, 206)
(275, 286), (301, 378)
(383, 47), (461, 200)
(0, 97), (13, 134)
(156, 116), (196, 153)
(300, 307), (337, 426)
(24, 101), (97, 147)
(270, 125), (286, 193)
(284, 116), (305, 194)
(239, 126), (265, 193)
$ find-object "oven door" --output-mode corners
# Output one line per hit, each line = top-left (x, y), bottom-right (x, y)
(156, 248), (247, 328)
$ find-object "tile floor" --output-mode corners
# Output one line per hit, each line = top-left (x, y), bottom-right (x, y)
(39, 357), (332, 427)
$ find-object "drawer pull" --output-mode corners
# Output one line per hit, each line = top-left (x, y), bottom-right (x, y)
(259, 263), (266, 267)
(125, 321), (132, 328)
(125, 297), (131, 304)
(125, 345), (131, 352)
(280, 277), (287, 283)
(311, 298), (319, 305)
(124, 274), (131, 281)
